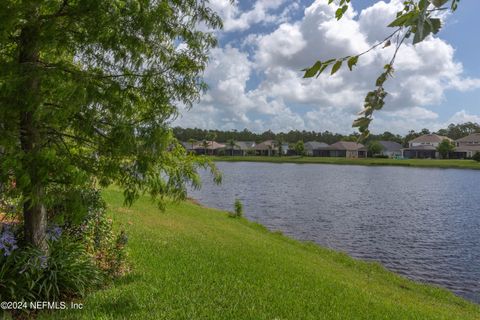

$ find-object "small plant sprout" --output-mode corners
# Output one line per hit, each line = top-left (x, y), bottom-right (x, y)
(230, 199), (244, 218)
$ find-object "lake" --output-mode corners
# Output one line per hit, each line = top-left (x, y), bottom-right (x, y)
(188, 162), (480, 303)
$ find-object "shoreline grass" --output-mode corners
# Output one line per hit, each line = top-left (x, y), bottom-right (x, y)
(41, 188), (480, 319)
(213, 155), (480, 170)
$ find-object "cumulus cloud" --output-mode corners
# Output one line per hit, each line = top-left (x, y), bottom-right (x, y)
(175, 0), (480, 134)
(208, 0), (291, 32)
(447, 110), (480, 124)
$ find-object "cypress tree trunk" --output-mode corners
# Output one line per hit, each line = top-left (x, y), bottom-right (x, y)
(18, 8), (47, 252)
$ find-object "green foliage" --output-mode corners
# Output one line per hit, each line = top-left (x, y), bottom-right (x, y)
(436, 122), (480, 140)
(331, 60), (343, 75)
(0, 187), (127, 317)
(0, 236), (102, 305)
(173, 127), (409, 145)
(437, 139), (455, 159)
(472, 152), (480, 162)
(227, 139), (238, 156)
(347, 56), (359, 71)
(368, 141), (384, 155)
(230, 199), (243, 218)
(70, 199), (129, 279)
(0, 0), (223, 249)
(294, 140), (305, 156)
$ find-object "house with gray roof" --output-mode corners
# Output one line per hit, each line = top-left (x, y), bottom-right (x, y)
(378, 141), (402, 158)
(304, 141), (330, 156)
(226, 141), (256, 156)
(453, 133), (480, 158)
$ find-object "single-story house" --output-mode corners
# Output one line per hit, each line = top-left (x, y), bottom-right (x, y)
(254, 140), (278, 156)
(225, 141), (256, 156)
(378, 141), (402, 158)
(183, 140), (226, 155)
(453, 133), (480, 158)
(402, 134), (452, 159)
(304, 141), (330, 156)
(328, 141), (367, 158)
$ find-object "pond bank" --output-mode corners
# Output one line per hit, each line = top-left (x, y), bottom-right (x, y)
(213, 156), (480, 170)
(43, 188), (480, 319)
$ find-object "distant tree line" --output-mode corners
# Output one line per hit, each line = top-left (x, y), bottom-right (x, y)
(173, 122), (480, 147)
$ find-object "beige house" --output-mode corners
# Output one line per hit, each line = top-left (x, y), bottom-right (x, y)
(454, 133), (480, 158)
(328, 141), (367, 158)
(402, 134), (452, 159)
(254, 140), (278, 156)
(183, 141), (225, 155)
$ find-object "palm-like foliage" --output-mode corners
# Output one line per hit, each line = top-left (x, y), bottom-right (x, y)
(227, 139), (237, 156)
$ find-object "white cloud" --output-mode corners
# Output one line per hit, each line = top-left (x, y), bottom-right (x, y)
(447, 110), (480, 124)
(209, 0), (289, 32)
(176, 0), (480, 134)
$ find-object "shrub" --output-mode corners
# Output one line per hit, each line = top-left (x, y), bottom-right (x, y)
(0, 186), (128, 316)
(230, 199), (243, 218)
(0, 233), (102, 304)
(68, 196), (129, 279)
(45, 187), (129, 279)
(473, 152), (480, 162)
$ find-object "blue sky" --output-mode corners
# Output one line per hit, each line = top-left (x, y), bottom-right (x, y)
(175, 0), (480, 134)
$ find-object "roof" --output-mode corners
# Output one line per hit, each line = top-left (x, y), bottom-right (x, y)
(304, 141), (330, 150)
(456, 133), (480, 143)
(233, 141), (256, 150)
(378, 141), (402, 152)
(191, 141), (225, 150)
(455, 145), (480, 152)
(409, 134), (451, 144)
(403, 145), (437, 151)
(329, 141), (365, 151)
(254, 140), (278, 150)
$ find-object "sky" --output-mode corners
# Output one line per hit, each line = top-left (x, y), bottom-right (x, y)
(173, 0), (480, 135)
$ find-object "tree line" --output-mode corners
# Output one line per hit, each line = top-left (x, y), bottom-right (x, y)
(173, 122), (480, 147)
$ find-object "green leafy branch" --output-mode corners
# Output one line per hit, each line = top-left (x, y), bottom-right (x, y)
(303, 0), (460, 140)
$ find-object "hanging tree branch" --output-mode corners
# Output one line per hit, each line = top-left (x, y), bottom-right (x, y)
(303, 0), (461, 140)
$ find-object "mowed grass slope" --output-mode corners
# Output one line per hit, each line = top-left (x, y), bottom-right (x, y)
(44, 188), (480, 320)
(214, 156), (480, 170)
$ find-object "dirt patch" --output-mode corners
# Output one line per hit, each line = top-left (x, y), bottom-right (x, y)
(186, 197), (206, 207)
(115, 207), (135, 214)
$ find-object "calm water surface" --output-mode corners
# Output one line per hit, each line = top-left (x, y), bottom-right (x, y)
(189, 162), (480, 303)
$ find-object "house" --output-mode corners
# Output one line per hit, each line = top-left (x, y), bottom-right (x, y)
(402, 134), (452, 159)
(226, 141), (256, 156)
(328, 141), (367, 158)
(281, 143), (292, 156)
(453, 133), (480, 158)
(182, 141), (197, 153)
(182, 140), (225, 155)
(378, 141), (402, 158)
(254, 140), (278, 156)
(304, 141), (330, 156)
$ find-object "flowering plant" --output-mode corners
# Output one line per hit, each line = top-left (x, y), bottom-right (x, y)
(0, 224), (18, 256)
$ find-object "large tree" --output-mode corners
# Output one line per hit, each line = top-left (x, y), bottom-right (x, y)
(0, 1), (221, 251)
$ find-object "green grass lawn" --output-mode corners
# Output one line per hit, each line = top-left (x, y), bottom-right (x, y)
(42, 188), (480, 319)
(214, 155), (480, 170)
